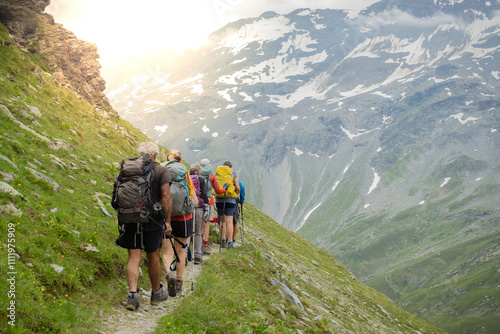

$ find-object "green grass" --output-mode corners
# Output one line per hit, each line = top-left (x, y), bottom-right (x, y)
(156, 204), (444, 334)
(0, 24), (156, 332)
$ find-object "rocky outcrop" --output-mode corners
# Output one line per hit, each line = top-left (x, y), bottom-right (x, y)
(0, 0), (118, 117)
(0, 0), (49, 37)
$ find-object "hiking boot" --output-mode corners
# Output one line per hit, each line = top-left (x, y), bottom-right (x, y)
(176, 278), (183, 293)
(221, 239), (227, 248)
(126, 292), (140, 311)
(150, 284), (168, 306)
(166, 271), (177, 297)
(202, 244), (211, 255)
(194, 256), (203, 265)
(228, 241), (235, 249)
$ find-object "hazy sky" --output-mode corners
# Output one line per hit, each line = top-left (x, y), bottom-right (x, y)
(46, 0), (379, 67)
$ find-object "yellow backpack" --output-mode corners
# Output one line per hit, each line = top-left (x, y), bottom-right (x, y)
(215, 165), (237, 198)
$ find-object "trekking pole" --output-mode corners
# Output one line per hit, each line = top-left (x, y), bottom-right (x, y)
(240, 203), (244, 245)
(191, 211), (195, 291)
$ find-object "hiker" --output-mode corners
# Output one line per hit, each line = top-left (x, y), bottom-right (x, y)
(199, 158), (227, 254)
(114, 142), (172, 311)
(215, 161), (240, 249)
(189, 163), (209, 264)
(161, 149), (197, 297)
(232, 179), (246, 244)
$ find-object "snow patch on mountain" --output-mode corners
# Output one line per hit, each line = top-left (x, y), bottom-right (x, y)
(269, 71), (332, 108)
(218, 50), (328, 85)
(294, 147), (304, 156)
(368, 168), (380, 195)
(218, 16), (294, 54)
(280, 33), (318, 53)
(154, 125), (168, 134)
(372, 91), (392, 99)
(341, 125), (378, 140)
(441, 177), (451, 187)
(448, 113), (481, 124)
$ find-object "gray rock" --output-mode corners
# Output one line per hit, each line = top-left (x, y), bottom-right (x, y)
(83, 243), (99, 253)
(0, 181), (25, 199)
(4, 203), (22, 217)
(101, 206), (113, 218)
(0, 105), (15, 120)
(27, 105), (42, 117)
(52, 138), (75, 151)
(27, 161), (38, 169)
(0, 154), (18, 169)
(26, 167), (59, 191)
(50, 264), (65, 273)
(270, 277), (304, 313)
(0, 171), (14, 183)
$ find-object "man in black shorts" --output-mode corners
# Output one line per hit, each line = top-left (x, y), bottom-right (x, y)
(115, 142), (172, 311)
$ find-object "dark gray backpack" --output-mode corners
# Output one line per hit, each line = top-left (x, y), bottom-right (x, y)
(112, 156), (160, 224)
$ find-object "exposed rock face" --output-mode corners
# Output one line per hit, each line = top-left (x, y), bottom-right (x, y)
(0, 0), (118, 116)
(0, 0), (49, 37)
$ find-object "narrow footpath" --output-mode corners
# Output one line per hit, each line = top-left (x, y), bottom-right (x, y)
(99, 246), (212, 334)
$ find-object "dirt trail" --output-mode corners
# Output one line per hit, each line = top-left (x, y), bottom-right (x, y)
(99, 249), (211, 334)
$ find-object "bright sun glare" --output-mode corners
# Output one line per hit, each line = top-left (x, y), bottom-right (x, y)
(46, 0), (220, 67)
(46, 0), (380, 68)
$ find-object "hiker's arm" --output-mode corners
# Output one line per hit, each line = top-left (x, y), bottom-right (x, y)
(211, 174), (226, 194)
(161, 183), (172, 235)
(234, 176), (241, 195)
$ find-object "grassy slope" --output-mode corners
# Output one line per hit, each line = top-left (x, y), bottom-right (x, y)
(157, 204), (444, 333)
(0, 22), (442, 333)
(0, 23), (155, 332)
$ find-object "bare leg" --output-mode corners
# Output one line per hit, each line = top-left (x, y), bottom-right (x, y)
(233, 222), (238, 241)
(225, 215), (234, 242)
(147, 249), (162, 291)
(174, 237), (189, 278)
(127, 249), (142, 292)
(161, 238), (174, 273)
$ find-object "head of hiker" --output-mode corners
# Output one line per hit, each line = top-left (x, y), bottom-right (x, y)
(167, 149), (182, 162)
(138, 141), (159, 160)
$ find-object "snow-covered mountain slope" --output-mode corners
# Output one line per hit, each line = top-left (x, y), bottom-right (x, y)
(104, 1), (500, 332)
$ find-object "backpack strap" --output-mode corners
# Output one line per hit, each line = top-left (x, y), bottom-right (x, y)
(166, 235), (190, 271)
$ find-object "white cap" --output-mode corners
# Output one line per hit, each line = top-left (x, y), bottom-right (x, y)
(200, 159), (211, 166)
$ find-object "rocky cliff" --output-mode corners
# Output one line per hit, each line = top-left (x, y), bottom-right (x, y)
(0, 0), (117, 117)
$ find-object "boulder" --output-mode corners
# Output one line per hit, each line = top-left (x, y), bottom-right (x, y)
(0, 181), (25, 199)
(26, 167), (59, 191)
(270, 277), (305, 313)
(4, 203), (23, 217)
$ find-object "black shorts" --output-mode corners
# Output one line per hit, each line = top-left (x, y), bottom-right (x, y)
(116, 224), (163, 252)
(168, 217), (193, 238)
(216, 202), (237, 216)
